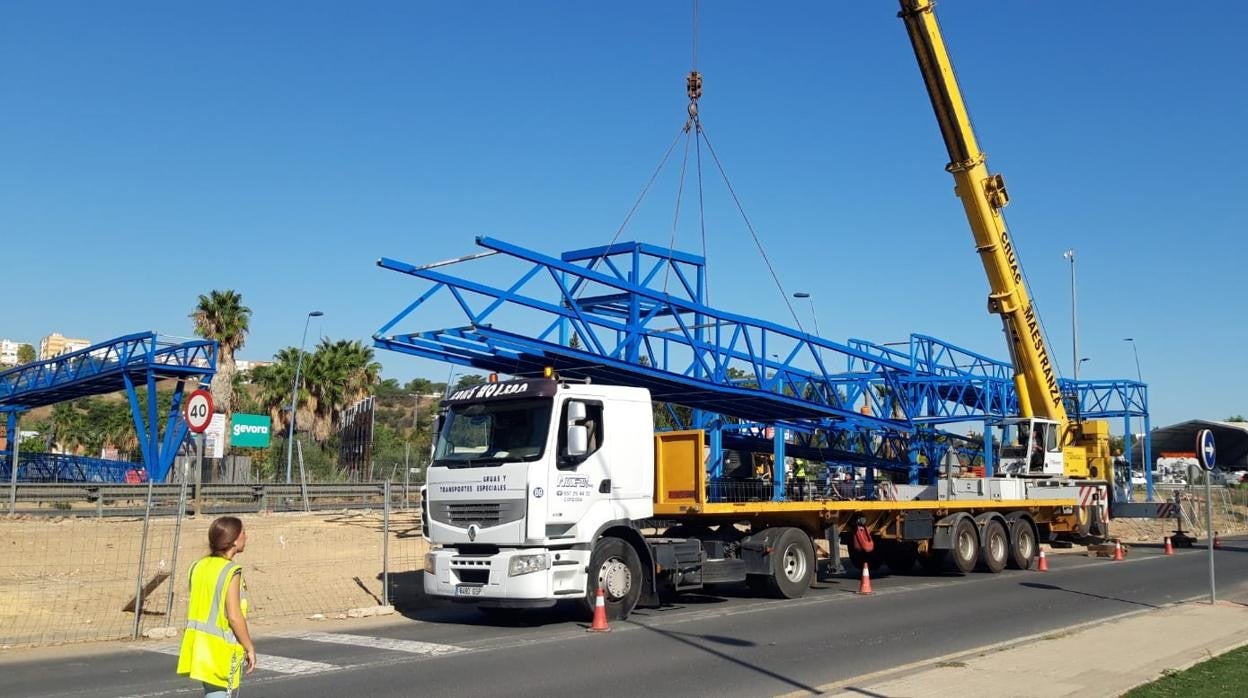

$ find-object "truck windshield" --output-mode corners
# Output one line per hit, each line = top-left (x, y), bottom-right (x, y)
(432, 398), (553, 467)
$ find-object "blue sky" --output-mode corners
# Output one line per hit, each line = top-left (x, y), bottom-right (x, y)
(2, 2), (1244, 429)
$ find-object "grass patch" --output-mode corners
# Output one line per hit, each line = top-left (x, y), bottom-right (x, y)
(1123, 643), (1248, 697)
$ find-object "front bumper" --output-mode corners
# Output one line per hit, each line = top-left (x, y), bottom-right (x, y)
(424, 547), (589, 608)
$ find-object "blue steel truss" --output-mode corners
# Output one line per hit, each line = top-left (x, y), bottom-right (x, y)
(376, 236), (915, 430)
(373, 237), (1152, 499)
(1, 452), (142, 483)
(0, 332), (217, 483)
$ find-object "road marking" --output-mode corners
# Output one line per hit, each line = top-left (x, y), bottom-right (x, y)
(276, 631), (467, 656)
(143, 644), (337, 675)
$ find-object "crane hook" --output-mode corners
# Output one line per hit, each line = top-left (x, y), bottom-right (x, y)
(686, 70), (703, 125)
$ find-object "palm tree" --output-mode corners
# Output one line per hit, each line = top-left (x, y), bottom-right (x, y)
(249, 347), (306, 435)
(190, 290), (252, 417)
(304, 339), (381, 441)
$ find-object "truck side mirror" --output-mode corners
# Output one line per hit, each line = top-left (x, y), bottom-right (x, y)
(567, 425), (589, 457)
(567, 400), (587, 423)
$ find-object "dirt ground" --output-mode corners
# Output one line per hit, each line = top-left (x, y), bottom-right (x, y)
(2, 500), (1244, 649)
(0, 510), (428, 648)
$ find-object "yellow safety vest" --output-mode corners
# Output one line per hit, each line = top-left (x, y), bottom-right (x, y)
(176, 555), (249, 689)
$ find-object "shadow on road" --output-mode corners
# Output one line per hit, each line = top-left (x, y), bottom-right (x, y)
(630, 618), (822, 695)
(1019, 581), (1159, 608)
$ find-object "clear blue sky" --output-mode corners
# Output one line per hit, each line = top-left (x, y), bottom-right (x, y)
(2, 2), (1244, 429)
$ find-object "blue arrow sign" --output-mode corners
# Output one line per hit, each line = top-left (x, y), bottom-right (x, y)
(1196, 429), (1216, 471)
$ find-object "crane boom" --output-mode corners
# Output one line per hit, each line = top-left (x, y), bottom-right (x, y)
(897, 0), (1114, 481)
(897, 0), (1065, 423)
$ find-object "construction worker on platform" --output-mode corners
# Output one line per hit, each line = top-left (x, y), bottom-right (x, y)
(790, 457), (810, 500)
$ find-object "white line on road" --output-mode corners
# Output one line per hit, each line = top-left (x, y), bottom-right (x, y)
(275, 631), (468, 656)
(143, 644), (338, 676)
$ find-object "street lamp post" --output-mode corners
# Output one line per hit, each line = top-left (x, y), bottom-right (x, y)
(1062, 249), (1079, 382)
(285, 311), (324, 483)
(792, 292), (821, 338)
(1123, 338), (1143, 383)
(793, 291), (823, 367)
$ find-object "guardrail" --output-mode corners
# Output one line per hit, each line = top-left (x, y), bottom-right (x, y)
(6, 482), (423, 518)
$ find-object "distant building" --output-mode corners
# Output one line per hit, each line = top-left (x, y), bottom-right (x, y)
(0, 339), (20, 367)
(39, 332), (91, 360)
(235, 359), (273, 375)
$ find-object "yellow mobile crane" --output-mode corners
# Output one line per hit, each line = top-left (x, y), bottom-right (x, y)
(898, 0), (1112, 483)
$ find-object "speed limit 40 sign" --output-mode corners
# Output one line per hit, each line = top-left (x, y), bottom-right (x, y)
(185, 389), (214, 433)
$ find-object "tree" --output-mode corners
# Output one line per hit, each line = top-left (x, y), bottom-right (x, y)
(190, 290), (252, 418)
(404, 377), (436, 395)
(303, 339), (382, 441)
(248, 347), (306, 436)
(453, 374), (486, 392)
(1227, 415), (1247, 423)
(16, 344), (35, 364)
(375, 378), (403, 399)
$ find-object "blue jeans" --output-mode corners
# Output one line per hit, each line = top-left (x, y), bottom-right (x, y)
(203, 682), (230, 697)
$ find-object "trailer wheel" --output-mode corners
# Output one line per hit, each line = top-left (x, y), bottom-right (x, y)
(977, 520), (1008, 573)
(761, 528), (814, 599)
(582, 537), (642, 621)
(1007, 518), (1037, 570)
(944, 517), (979, 574)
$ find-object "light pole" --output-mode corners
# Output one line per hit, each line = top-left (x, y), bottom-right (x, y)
(285, 310), (323, 483)
(792, 292), (821, 338)
(1062, 249), (1079, 382)
(1123, 338), (1143, 383)
(793, 291), (823, 367)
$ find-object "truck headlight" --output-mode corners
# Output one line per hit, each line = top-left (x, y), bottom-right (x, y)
(508, 554), (549, 577)
(424, 552), (436, 575)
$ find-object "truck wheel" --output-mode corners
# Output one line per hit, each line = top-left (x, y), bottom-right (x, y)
(762, 528), (814, 599)
(582, 537), (643, 621)
(1007, 518), (1037, 570)
(943, 517), (979, 574)
(1071, 506), (1093, 539)
(977, 520), (1008, 573)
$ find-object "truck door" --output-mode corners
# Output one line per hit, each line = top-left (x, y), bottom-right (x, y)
(547, 399), (608, 530)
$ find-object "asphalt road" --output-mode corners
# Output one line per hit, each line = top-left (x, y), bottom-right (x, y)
(4, 539), (1248, 698)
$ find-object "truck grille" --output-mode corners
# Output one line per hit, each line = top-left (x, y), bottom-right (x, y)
(429, 499), (525, 527)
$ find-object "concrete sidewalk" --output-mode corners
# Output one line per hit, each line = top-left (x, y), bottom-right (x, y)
(813, 599), (1248, 697)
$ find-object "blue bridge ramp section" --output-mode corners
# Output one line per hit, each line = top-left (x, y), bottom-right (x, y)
(0, 332), (217, 482)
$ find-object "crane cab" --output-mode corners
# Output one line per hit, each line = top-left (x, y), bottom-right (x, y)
(997, 418), (1065, 477)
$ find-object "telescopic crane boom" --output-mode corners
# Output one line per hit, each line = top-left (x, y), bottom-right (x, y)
(897, 0), (1110, 480)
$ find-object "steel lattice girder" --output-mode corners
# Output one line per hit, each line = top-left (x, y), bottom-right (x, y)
(376, 236), (914, 431)
(372, 237), (1147, 479)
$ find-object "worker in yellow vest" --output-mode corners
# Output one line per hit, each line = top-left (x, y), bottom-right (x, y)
(177, 516), (256, 696)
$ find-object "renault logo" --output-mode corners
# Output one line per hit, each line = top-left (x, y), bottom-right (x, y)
(468, 524), (480, 542)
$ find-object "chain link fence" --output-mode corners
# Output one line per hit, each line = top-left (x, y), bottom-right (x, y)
(0, 482), (425, 648)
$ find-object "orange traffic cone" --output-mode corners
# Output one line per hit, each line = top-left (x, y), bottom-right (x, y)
(1214, 532), (1223, 550)
(1164, 537), (1174, 555)
(858, 562), (874, 594)
(1037, 549), (1048, 572)
(587, 588), (611, 632)
(1113, 539), (1125, 561)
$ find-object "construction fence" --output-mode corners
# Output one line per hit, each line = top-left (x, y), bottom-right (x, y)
(0, 482), (427, 648)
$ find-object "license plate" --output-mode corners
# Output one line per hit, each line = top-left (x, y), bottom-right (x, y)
(455, 584), (484, 597)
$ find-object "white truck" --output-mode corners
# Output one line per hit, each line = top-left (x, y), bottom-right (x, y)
(421, 376), (1102, 620)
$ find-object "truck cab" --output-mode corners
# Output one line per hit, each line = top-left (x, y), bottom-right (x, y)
(422, 377), (655, 612)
